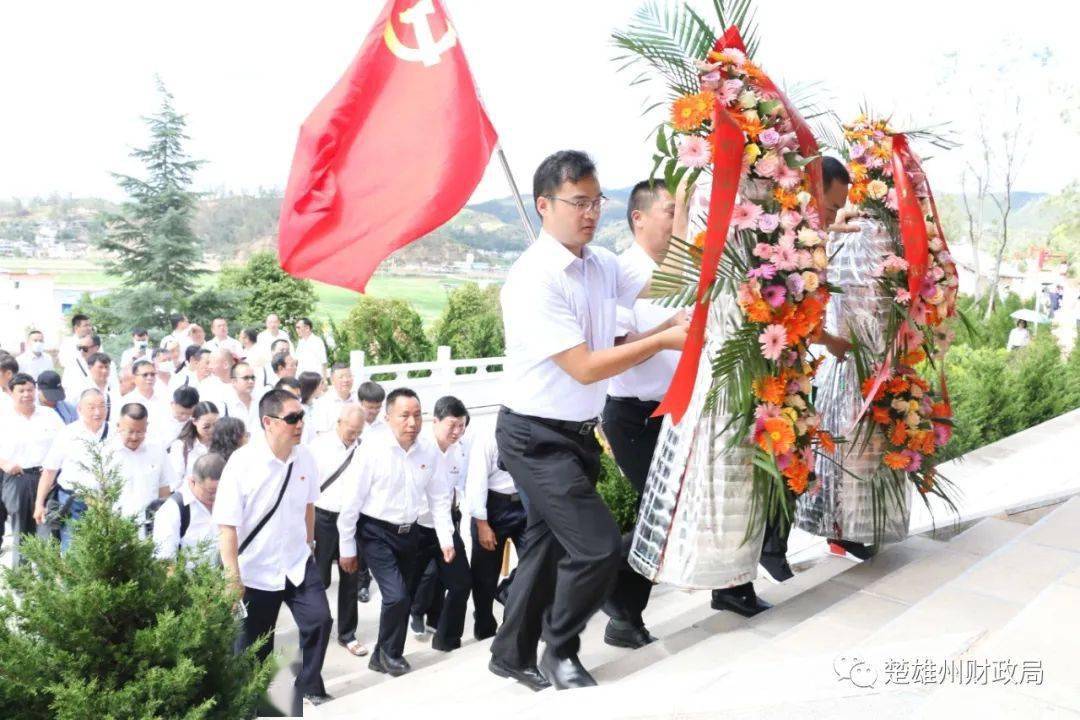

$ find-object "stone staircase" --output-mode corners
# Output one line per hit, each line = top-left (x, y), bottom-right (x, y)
(301, 497), (1080, 719)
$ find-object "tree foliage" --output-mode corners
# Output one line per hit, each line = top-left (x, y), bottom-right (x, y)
(337, 295), (432, 366)
(217, 251), (317, 329)
(431, 282), (505, 360)
(97, 78), (204, 296)
(0, 445), (273, 719)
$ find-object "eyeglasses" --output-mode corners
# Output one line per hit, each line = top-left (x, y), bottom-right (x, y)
(267, 410), (305, 425)
(234, 375), (256, 382)
(546, 195), (608, 214)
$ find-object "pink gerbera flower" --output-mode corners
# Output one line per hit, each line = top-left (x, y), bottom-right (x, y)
(747, 263), (777, 281)
(757, 213), (780, 233)
(772, 244), (799, 272)
(762, 284), (787, 308)
(752, 242), (774, 260)
(732, 201), (763, 230)
(717, 78), (743, 105)
(676, 135), (711, 169)
(758, 324), (789, 361)
(901, 449), (923, 472)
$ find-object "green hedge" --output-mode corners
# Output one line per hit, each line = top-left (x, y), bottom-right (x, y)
(597, 453), (640, 533)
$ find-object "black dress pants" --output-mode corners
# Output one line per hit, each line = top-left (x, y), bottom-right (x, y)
(410, 506), (464, 625)
(470, 491), (527, 638)
(489, 408), (622, 668)
(408, 523), (471, 648)
(1, 468), (41, 567)
(760, 517), (790, 564)
(601, 397), (662, 627)
(240, 557), (332, 696)
(313, 507), (359, 643)
(359, 515), (419, 659)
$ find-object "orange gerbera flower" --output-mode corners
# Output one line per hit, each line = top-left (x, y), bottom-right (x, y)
(924, 305), (941, 327)
(885, 376), (910, 395)
(871, 405), (892, 425)
(671, 92), (713, 132)
(848, 162), (868, 182)
(871, 141), (893, 160)
(742, 62), (767, 83)
(883, 451), (909, 470)
(785, 309), (814, 341)
(901, 349), (926, 366)
(931, 402), (952, 419)
(784, 460), (810, 494)
(745, 299), (773, 323)
(910, 376), (930, 393)
(773, 187), (800, 210)
(692, 230), (707, 249)
(753, 375), (787, 405)
(890, 421), (908, 446)
(815, 430), (837, 454)
(735, 114), (764, 140)
(849, 181), (868, 204)
(861, 375), (882, 399)
(757, 417), (796, 455)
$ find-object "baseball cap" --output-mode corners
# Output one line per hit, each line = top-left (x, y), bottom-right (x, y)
(37, 370), (65, 403)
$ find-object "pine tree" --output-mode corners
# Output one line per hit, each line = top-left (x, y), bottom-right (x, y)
(0, 443), (273, 719)
(99, 77), (204, 296)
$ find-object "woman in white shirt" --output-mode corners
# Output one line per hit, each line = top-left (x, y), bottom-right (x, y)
(168, 401), (220, 483)
(1007, 319), (1031, 351)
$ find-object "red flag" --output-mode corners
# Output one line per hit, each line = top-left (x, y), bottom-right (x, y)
(278, 0), (498, 291)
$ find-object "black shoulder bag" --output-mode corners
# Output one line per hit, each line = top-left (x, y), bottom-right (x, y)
(238, 462), (294, 555)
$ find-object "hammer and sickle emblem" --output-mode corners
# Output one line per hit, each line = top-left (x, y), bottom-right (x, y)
(384, 0), (458, 67)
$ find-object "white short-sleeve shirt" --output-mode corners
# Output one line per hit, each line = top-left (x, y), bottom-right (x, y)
(608, 242), (682, 402)
(42, 420), (110, 492)
(109, 439), (175, 518)
(153, 482), (219, 563)
(0, 405), (65, 468)
(310, 431), (359, 513)
(500, 231), (644, 421)
(212, 437), (320, 592)
(464, 425), (516, 521)
(295, 334), (328, 376)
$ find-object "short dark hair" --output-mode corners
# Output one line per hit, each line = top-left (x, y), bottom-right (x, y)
(9, 372), (34, 391)
(271, 352), (290, 373)
(259, 388), (297, 420)
(184, 345), (202, 362)
(132, 327), (148, 337)
(271, 338), (290, 353)
(0, 354), (18, 374)
(85, 334), (102, 348)
(626, 179), (663, 232)
(275, 376), (301, 393)
(169, 313), (187, 330)
(119, 402), (149, 421)
(357, 380), (386, 404)
(71, 313), (89, 329)
(386, 387), (419, 410)
(27, 329), (43, 339)
(330, 361), (350, 373)
(172, 385), (200, 409)
(433, 395), (467, 420)
(151, 346), (170, 361)
(296, 317), (313, 329)
(231, 361), (251, 378)
(132, 359), (154, 375)
(209, 419), (247, 461)
(87, 352), (111, 368)
(241, 328), (258, 344)
(532, 150), (597, 218)
(193, 453), (226, 482)
(822, 156), (851, 188)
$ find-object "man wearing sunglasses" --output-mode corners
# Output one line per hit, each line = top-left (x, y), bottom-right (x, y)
(61, 334), (114, 400)
(120, 360), (171, 438)
(214, 389), (333, 709)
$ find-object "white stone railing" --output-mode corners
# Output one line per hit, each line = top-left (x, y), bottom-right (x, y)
(349, 345), (506, 417)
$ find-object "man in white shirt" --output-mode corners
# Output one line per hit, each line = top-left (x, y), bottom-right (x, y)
(197, 349), (234, 410)
(34, 388), (110, 552)
(169, 347), (211, 393)
(311, 404), (367, 657)
(203, 317), (243, 359)
(223, 361), (261, 429)
(121, 360), (171, 437)
(294, 317), (328, 377)
(81, 353), (122, 425)
(408, 395), (472, 653)
(16, 329), (54, 380)
(601, 180), (688, 649)
(155, 386), (200, 449)
(58, 313), (92, 371)
(0, 354), (17, 415)
(153, 452), (223, 564)
(336, 388), (454, 676)
(489, 151), (687, 691)
(119, 328), (153, 370)
(214, 389), (333, 708)
(109, 402), (175, 527)
(0, 373), (64, 565)
(356, 381), (386, 432)
(313, 363), (355, 436)
(159, 313), (192, 354)
(466, 422), (525, 641)
(257, 314), (293, 356)
(61, 333), (101, 399)
(153, 344), (180, 387)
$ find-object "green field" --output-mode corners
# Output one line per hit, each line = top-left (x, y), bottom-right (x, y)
(1, 258), (470, 325)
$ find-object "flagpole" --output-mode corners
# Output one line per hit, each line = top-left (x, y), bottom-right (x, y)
(495, 143), (536, 243)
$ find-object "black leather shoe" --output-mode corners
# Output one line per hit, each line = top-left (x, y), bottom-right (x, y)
(603, 618), (658, 649)
(488, 657), (551, 691)
(368, 649), (411, 677)
(431, 636), (461, 652)
(358, 586), (371, 603)
(495, 582), (510, 606)
(759, 554), (795, 583)
(410, 613), (427, 637)
(539, 646), (597, 690)
(302, 692), (334, 707)
(711, 582), (773, 617)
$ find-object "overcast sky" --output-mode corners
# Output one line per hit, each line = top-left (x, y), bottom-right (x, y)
(1, 0), (1075, 204)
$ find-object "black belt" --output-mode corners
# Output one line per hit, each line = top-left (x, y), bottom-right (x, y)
(361, 513), (415, 535)
(315, 507), (339, 519)
(607, 395), (661, 409)
(488, 489), (521, 504)
(504, 407), (598, 437)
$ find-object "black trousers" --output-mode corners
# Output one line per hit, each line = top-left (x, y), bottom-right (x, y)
(408, 523), (471, 648)
(1, 469), (40, 567)
(761, 517), (790, 563)
(240, 557), (332, 696)
(490, 408), (622, 667)
(601, 397), (662, 627)
(313, 508), (359, 643)
(470, 491), (527, 638)
(409, 506), (463, 624)
(360, 515), (419, 659)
